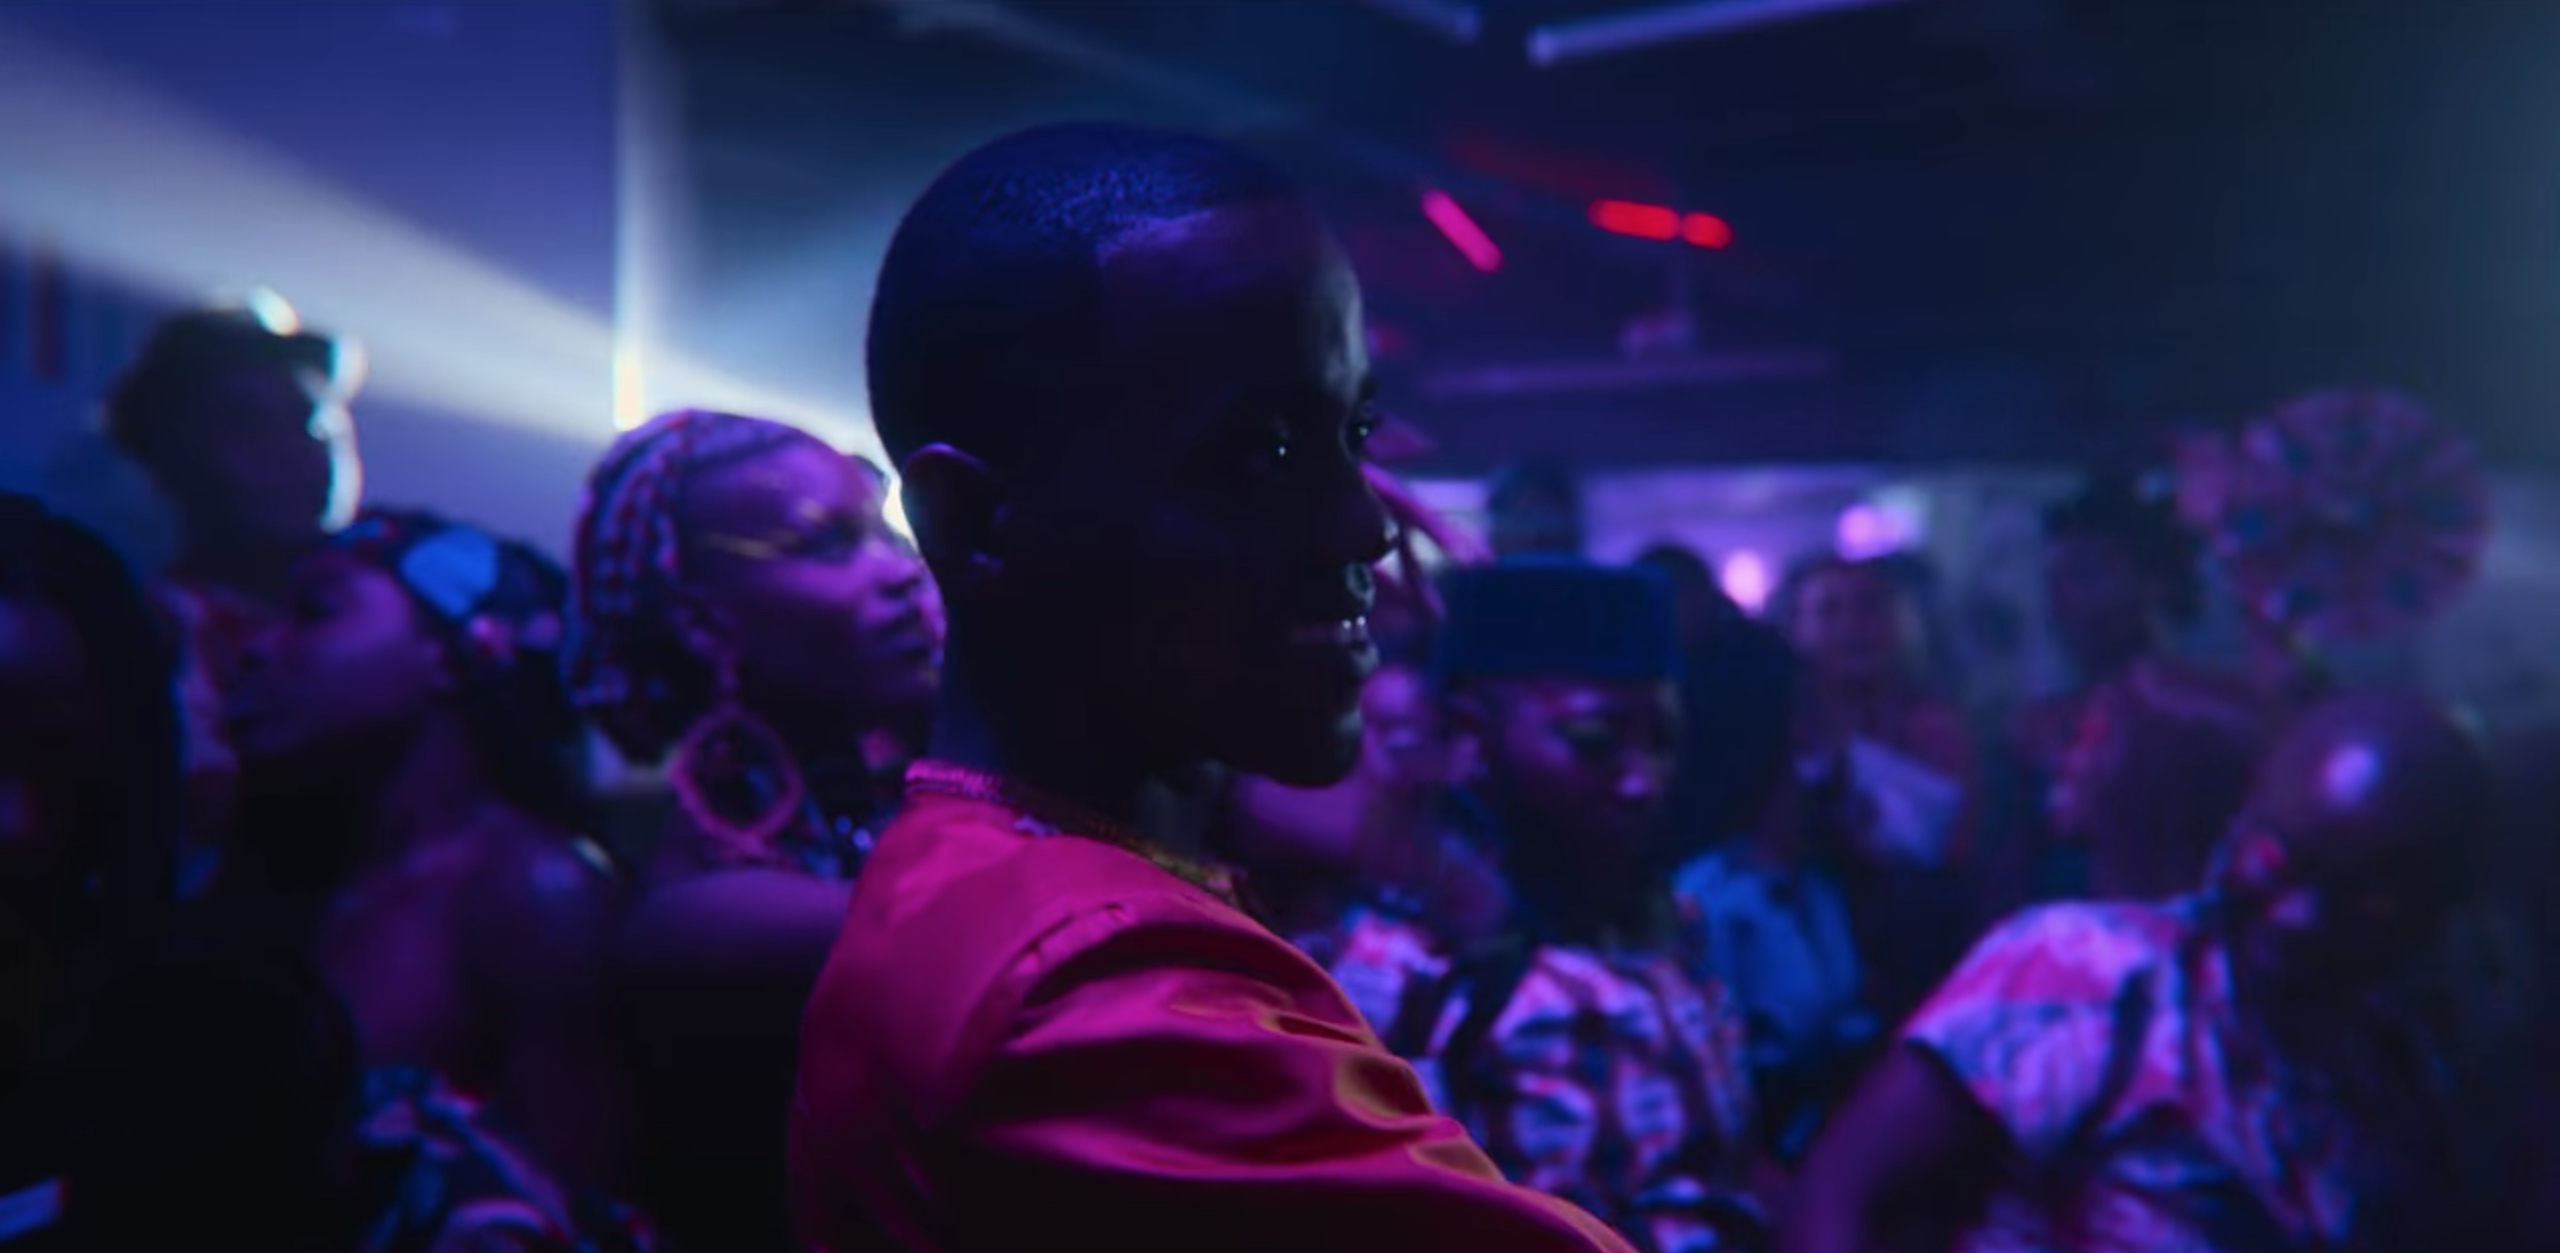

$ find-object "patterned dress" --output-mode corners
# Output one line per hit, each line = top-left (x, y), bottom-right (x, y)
(354, 1068), (660, 1253)
(1428, 942), (1756, 1253)
(1670, 848), (1873, 1160)
(1669, 848), (1866, 1077)
(1905, 900), (2372, 1253)
(1293, 900), (1454, 1051)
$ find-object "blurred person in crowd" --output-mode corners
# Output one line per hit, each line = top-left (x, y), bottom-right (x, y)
(101, 297), (363, 895)
(1636, 542), (1740, 641)
(1667, 618), (1873, 1167)
(1634, 541), (1746, 862)
(565, 408), (940, 1253)
(2007, 473), (2216, 900)
(223, 509), (630, 1207)
(60, 950), (362, 1253)
(2478, 719), (2560, 1247)
(1779, 554), (1977, 1020)
(68, 944), (663, 1253)
(1486, 459), (1586, 560)
(1782, 555), (1976, 869)
(1383, 561), (1761, 1253)
(1785, 694), (2509, 1253)
(792, 121), (1641, 1253)
(2045, 660), (2274, 901)
(0, 494), (183, 1251)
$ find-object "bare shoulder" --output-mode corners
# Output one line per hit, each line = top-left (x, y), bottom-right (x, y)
(463, 812), (622, 939)
(620, 863), (850, 983)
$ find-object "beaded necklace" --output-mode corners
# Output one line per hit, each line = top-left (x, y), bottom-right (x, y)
(903, 760), (1244, 908)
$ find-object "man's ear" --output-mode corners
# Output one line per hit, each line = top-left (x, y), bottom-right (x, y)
(900, 444), (1002, 596)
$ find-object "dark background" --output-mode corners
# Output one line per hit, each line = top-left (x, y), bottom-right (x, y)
(662, 0), (2560, 473)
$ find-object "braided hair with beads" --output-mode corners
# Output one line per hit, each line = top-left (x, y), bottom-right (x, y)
(565, 409), (868, 870)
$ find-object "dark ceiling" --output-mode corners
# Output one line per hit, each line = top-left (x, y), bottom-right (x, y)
(660, 0), (2560, 473)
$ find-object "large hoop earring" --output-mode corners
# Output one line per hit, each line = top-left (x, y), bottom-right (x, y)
(668, 657), (805, 861)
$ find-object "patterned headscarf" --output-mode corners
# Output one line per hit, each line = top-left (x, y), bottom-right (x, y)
(562, 409), (818, 765)
(331, 509), (566, 664)
(329, 508), (582, 820)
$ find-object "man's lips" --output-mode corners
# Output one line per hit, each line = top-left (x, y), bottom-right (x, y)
(1279, 615), (1380, 689)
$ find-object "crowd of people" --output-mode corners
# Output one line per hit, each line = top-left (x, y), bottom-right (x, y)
(2, 121), (2553, 1253)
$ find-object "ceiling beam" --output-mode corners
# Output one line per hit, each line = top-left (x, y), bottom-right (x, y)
(1527, 0), (1918, 69)
(848, 0), (1629, 255)
(1348, 0), (1483, 46)
(1419, 348), (1835, 401)
(857, 0), (1301, 134)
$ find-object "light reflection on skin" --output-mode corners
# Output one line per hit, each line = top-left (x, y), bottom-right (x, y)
(696, 496), (863, 564)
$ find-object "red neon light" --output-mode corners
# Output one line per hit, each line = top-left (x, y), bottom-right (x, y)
(1590, 200), (1737, 250)
(1681, 212), (1733, 249)
(1419, 189), (1503, 273)
(1590, 199), (1680, 241)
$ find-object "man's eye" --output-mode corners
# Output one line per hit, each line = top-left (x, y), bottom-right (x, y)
(1348, 409), (1381, 458)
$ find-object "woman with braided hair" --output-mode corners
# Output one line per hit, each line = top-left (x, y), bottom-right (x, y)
(565, 407), (939, 1253)
(567, 408), (938, 884)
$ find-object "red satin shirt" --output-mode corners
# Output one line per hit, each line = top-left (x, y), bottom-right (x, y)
(789, 787), (1635, 1253)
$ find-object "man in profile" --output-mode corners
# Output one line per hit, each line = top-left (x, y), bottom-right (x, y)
(790, 123), (1635, 1253)
(102, 298), (364, 893)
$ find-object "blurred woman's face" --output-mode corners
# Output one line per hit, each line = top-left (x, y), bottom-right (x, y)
(229, 554), (446, 776)
(2045, 534), (2155, 675)
(680, 440), (941, 723)
(1361, 665), (1459, 788)
(1479, 677), (1681, 861)
(1791, 564), (1906, 685)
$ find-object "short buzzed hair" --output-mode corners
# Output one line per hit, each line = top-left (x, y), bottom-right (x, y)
(104, 306), (341, 468)
(865, 122), (1303, 472)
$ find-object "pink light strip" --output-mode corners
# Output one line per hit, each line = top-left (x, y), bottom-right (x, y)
(1419, 189), (1502, 273)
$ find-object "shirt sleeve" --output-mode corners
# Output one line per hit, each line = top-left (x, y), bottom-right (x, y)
(945, 894), (1637, 1253)
(1898, 903), (2154, 1162)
